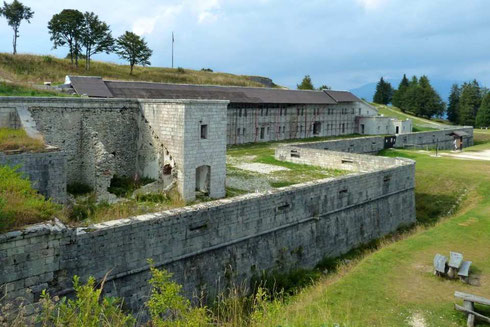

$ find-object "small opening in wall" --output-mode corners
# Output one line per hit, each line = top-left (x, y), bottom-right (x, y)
(163, 164), (172, 175)
(339, 189), (348, 195)
(341, 159), (354, 164)
(189, 222), (208, 231)
(313, 121), (321, 135)
(383, 175), (391, 182)
(291, 150), (300, 158)
(200, 124), (208, 139)
(277, 203), (291, 211)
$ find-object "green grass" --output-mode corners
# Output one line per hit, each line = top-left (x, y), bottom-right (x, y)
(0, 128), (45, 152)
(371, 103), (446, 132)
(252, 139), (490, 326)
(0, 53), (273, 88)
(226, 137), (348, 190)
(0, 81), (71, 97)
(0, 165), (60, 232)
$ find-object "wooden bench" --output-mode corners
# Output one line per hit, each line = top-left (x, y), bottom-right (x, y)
(454, 291), (490, 327)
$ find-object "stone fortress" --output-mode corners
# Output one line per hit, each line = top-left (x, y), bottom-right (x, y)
(0, 77), (474, 318)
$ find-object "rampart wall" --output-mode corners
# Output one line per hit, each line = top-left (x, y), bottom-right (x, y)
(0, 152), (415, 318)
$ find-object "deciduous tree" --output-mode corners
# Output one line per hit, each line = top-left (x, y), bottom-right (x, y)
(80, 12), (114, 70)
(115, 31), (152, 75)
(0, 0), (33, 54)
(48, 9), (85, 66)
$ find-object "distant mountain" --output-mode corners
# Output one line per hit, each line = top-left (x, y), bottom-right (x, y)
(350, 78), (463, 103)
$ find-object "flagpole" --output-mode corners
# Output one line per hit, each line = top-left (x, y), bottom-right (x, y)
(172, 32), (174, 68)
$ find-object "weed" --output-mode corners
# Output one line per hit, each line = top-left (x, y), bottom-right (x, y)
(107, 175), (154, 197)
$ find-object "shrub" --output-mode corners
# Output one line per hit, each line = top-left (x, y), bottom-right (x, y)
(146, 260), (209, 326)
(136, 192), (169, 203)
(108, 175), (154, 197)
(39, 275), (135, 326)
(67, 182), (93, 196)
(176, 67), (185, 74)
(69, 194), (98, 221)
(200, 68), (213, 72)
(0, 165), (59, 232)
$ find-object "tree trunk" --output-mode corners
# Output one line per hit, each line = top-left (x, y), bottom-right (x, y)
(12, 28), (17, 55)
(130, 63), (134, 75)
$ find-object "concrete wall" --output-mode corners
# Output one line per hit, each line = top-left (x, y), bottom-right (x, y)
(0, 107), (20, 129)
(0, 150), (66, 203)
(0, 154), (415, 317)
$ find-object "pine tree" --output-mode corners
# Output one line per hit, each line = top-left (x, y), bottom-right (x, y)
(447, 84), (460, 123)
(401, 76), (419, 114)
(297, 75), (315, 90)
(458, 80), (482, 126)
(373, 77), (393, 104)
(392, 74), (409, 109)
(476, 92), (490, 127)
(417, 75), (445, 118)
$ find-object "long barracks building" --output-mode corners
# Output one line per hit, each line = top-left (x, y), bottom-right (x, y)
(66, 76), (411, 145)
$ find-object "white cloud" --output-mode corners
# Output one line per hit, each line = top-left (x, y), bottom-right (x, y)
(131, 4), (183, 35)
(356, 0), (388, 10)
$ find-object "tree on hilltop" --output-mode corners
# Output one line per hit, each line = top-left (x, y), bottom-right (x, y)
(447, 84), (460, 123)
(392, 74), (409, 109)
(297, 75), (315, 90)
(318, 85), (331, 90)
(80, 12), (114, 70)
(458, 80), (482, 126)
(476, 92), (490, 127)
(0, 0), (34, 55)
(373, 77), (393, 104)
(116, 31), (152, 75)
(48, 9), (85, 66)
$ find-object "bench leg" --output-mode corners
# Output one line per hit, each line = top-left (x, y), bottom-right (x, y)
(463, 300), (475, 327)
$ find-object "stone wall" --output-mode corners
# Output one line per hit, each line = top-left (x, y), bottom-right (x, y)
(140, 100), (229, 201)
(0, 152), (415, 318)
(0, 149), (66, 203)
(287, 127), (474, 154)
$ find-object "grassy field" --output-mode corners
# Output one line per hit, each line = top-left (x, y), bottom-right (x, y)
(0, 128), (45, 152)
(372, 103), (447, 132)
(253, 134), (490, 326)
(0, 53), (271, 87)
(0, 81), (71, 97)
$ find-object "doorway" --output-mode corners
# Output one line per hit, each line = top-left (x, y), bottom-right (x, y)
(196, 165), (210, 194)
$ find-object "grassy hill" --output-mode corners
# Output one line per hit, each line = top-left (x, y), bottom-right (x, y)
(253, 130), (490, 326)
(0, 53), (274, 88)
(371, 103), (449, 132)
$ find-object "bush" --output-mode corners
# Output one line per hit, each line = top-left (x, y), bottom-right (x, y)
(176, 67), (185, 74)
(0, 165), (59, 232)
(39, 275), (135, 326)
(108, 175), (154, 197)
(201, 68), (213, 72)
(69, 194), (98, 221)
(136, 192), (169, 203)
(67, 182), (93, 196)
(146, 260), (209, 326)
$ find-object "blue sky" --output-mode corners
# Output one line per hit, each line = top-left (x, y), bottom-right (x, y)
(1, 0), (489, 90)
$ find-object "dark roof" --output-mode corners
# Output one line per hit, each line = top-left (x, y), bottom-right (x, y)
(105, 81), (337, 105)
(450, 131), (469, 137)
(68, 76), (113, 98)
(323, 90), (361, 103)
(67, 76), (362, 105)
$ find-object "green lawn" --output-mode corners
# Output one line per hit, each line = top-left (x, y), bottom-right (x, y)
(253, 138), (490, 326)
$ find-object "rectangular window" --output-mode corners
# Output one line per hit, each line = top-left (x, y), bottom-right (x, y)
(260, 127), (265, 139)
(237, 128), (241, 135)
(313, 121), (321, 135)
(243, 128), (246, 135)
(200, 124), (208, 139)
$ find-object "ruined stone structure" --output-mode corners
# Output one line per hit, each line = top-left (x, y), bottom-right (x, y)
(0, 97), (228, 201)
(0, 142), (416, 317)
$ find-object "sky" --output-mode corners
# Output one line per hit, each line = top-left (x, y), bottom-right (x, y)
(1, 0), (489, 90)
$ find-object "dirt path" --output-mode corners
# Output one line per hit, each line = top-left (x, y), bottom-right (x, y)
(440, 149), (490, 161)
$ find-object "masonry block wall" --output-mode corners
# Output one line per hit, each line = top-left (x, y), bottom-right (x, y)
(0, 154), (415, 317)
(140, 99), (228, 201)
(0, 150), (66, 203)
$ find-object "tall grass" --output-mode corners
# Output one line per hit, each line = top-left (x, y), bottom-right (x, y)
(0, 81), (69, 97)
(0, 128), (45, 152)
(0, 53), (269, 87)
(0, 165), (59, 232)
